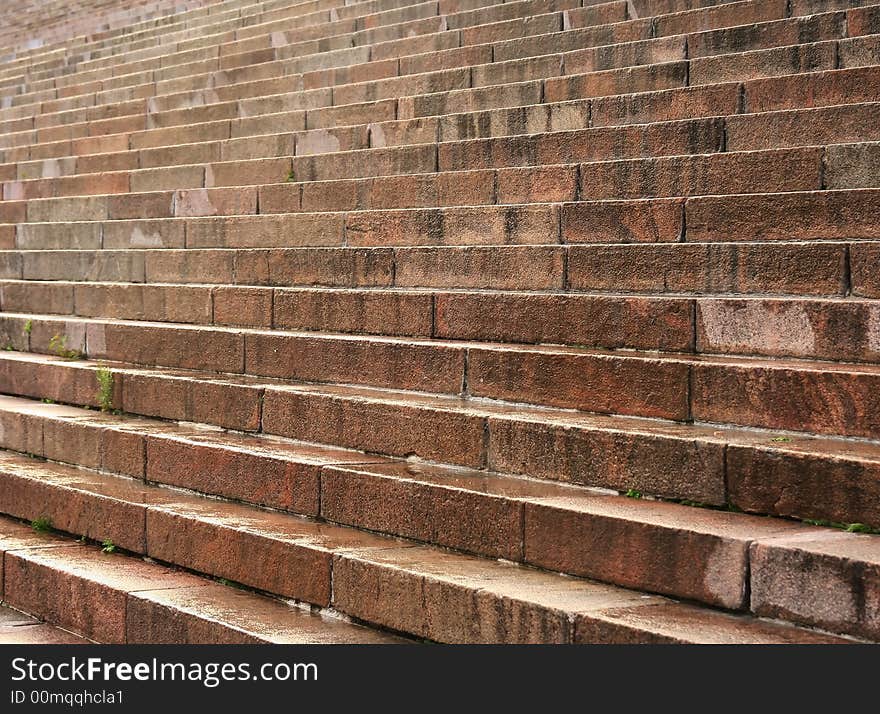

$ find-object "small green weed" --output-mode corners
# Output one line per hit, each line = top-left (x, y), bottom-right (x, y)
(101, 539), (116, 554)
(48, 334), (83, 360)
(802, 518), (880, 535)
(30, 517), (52, 533)
(96, 368), (114, 412)
(23, 320), (32, 335)
(624, 489), (642, 499)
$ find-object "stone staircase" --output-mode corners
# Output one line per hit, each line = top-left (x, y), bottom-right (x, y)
(0, 0), (877, 644)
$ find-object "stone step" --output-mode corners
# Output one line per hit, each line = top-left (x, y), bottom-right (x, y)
(0, 352), (879, 530)
(0, 0), (794, 73)
(0, 31), (704, 163)
(1, 0), (876, 645)
(0, 444), (859, 642)
(0, 0), (272, 61)
(0, 1), (802, 138)
(0, 280), (878, 365)
(7, 142), (880, 225)
(0, 391), (877, 621)
(1, 311), (879, 437)
(0, 602), (90, 643)
(0, 0), (616, 111)
(1, 2), (852, 111)
(0, 0), (433, 89)
(1, 32), (874, 181)
(0, 0), (865, 152)
(0, 241), (864, 298)
(24, 231), (878, 282)
(4, 189), (880, 253)
(7, 98), (880, 201)
(3, 3), (868, 111)
(0, 0), (211, 61)
(0, 514), (402, 643)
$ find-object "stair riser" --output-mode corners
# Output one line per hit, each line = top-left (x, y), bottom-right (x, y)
(0, 0), (844, 121)
(2, 355), (880, 530)
(0, 0), (458, 95)
(5, 191), (880, 259)
(2, 144), (838, 223)
(0, 0), (615, 115)
(0, 414), (750, 607)
(7, 101), (880, 201)
(0, 312), (877, 436)
(0, 241), (859, 298)
(0, 450), (871, 640)
(0, 281), (699, 353)
(0, 7), (866, 166)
